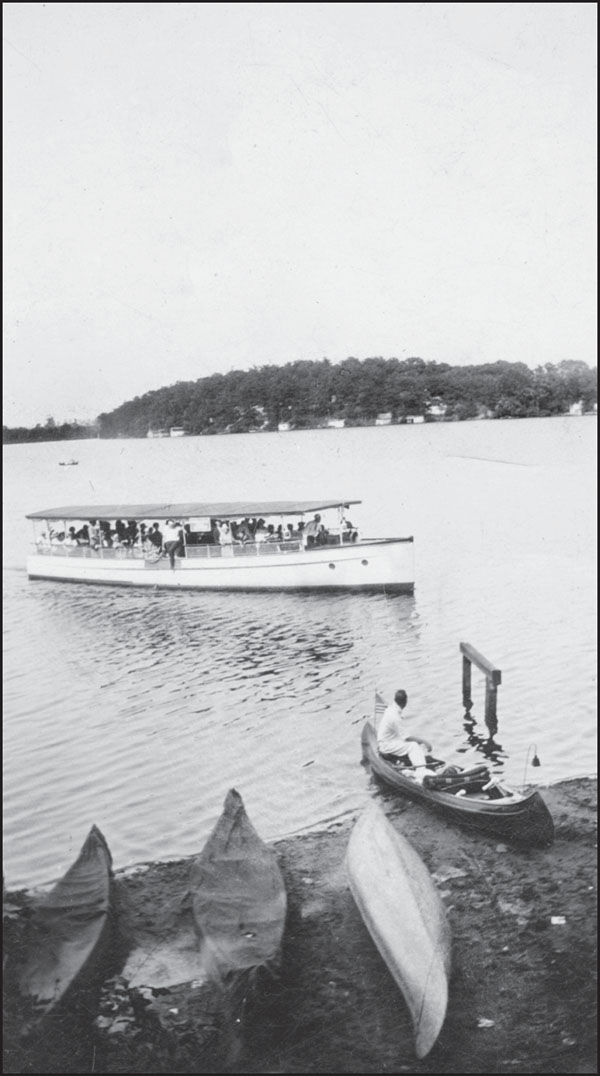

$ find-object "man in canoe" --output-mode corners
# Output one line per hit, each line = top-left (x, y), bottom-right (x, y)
(377, 690), (441, 782)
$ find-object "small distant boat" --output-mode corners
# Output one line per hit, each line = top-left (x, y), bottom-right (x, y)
(190, 789), (287, 990)
(361, 709), (554, 847)
(58, 459), (78, 466)
(16, 826), (114, 1015)
(346, 802), (451, 1059)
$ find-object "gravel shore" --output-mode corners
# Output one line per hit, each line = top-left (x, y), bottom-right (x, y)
(4, 776), (597, 1074)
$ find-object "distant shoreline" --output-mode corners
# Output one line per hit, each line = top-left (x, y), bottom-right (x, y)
(3, 409), (597, 446)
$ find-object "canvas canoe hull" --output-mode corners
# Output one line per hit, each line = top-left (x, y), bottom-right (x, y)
(362, 722), (554, 847)
(346, 802), (451, 1059)
(190, 789), (287, 985)
(26, 538), (414, 592)
(16, 825), (114, 1015)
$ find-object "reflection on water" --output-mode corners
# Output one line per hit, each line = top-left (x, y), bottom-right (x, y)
(457, 710), (508, 766)
(3, 418), (596, 888)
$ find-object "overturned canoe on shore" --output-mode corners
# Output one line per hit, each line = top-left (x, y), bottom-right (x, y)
(362, 721), (554, 847)
(346, 802), (451, 1059)
(190, 789), (287, 989)
(16, 825), (114, 1015)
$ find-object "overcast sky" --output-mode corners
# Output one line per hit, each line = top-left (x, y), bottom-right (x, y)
(3, 2), (597, 426)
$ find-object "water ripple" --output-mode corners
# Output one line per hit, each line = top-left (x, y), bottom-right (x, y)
(3, 420), (596, 887)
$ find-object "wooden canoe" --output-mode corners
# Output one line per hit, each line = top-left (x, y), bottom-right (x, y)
(346, 802), (451, 1059)
(362, 721), (554, 847)
(17, 825), (114, 1015)
(190, 788), (287, 988)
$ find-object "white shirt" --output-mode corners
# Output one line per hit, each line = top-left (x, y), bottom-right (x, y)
(304, 517), (321, 538)
(377, 701), (412, 756)
(219, 523), (233, 545)
(163, 521), (181, 544)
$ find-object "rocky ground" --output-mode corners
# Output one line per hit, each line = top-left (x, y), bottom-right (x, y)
(3, 777), (597, 1075)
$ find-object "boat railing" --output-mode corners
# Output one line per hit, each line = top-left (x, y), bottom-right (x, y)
(33, 544), (148, 559)
(31, 534), (414, 560)
(185, 539), (304, 558)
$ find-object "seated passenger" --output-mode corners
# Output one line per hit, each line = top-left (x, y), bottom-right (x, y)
(64, 527), (79, 547)
(99, 521), (112, 546)
(147, 522), (163, 549)
(183, 524), (198, 546)
(254, 520), (269, 542)
(377, 690), (439, 783)
(303, 514), (322, 547)
(218, 522), (233, 555)
(229, 521), (244, 544)
(114, 519), (127, 543)
(125, 520), (138, 545)
(237, 518), (254, 543)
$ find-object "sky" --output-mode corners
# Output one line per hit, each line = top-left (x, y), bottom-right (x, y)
(3, 2), (597, 427)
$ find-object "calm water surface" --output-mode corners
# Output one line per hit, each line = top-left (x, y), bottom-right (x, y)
(3, 418), (597, 888)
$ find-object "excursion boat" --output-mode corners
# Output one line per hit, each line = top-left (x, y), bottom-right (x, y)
(25, 499), (415, 592)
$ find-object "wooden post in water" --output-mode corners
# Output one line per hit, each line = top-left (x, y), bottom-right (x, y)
(460, 642), (502, 734)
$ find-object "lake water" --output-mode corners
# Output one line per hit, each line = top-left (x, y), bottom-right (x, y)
(2, 417), (597, 889)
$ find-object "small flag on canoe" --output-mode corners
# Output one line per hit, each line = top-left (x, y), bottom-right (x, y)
(374, 691), (387, 719)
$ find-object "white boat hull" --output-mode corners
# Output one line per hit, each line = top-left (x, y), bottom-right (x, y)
(26, 538), (414, 592)
(346, 802), (451, 1059)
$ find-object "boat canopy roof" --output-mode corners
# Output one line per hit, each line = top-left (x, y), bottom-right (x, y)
(26, 499), (361, 522)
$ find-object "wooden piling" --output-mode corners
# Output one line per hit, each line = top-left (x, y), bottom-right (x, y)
(459, 642), (502, 734)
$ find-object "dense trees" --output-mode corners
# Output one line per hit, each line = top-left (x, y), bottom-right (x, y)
(94, 357), (595, 438)
(3, 358), (596, 443)
(2, 417), (94, 444)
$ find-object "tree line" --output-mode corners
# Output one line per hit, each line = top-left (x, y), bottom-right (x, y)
(2, 417), (95, 445)
(3, 357), (597, 443)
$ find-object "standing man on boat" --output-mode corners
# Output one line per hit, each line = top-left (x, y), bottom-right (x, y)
(163, 520), (183, 568)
